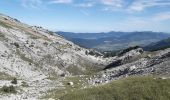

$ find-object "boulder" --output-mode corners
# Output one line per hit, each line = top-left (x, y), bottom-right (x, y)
(67, 82), (74, 86)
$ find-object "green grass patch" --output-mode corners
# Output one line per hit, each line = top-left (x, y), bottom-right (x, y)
(0, 72), (14, 80)
(0, 21), (12, 28)
(1, 85), (16, 94)
(59, 76), (170, 100)
(66, 66), (84, 75)
(16, 49), (33, 64)
(66, 63), (101, 75)
(58, 44), (71, 49)
(30, 35), (41, 40)
(16, 49), (40, 67)
(0, 32), (5, 38)
(43, 75), (90, 99)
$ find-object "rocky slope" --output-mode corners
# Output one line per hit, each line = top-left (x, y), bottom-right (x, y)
(0, 13), (113, 99)
(89, 47), (170, 85)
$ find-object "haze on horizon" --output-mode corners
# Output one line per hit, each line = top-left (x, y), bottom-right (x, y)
(0, 0), (170, 33)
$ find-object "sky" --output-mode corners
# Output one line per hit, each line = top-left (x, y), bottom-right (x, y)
(0, 0), (170, 33)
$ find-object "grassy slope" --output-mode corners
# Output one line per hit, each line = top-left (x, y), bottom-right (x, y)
(59, 76), (170, 100)
(43, 76), (91, 99)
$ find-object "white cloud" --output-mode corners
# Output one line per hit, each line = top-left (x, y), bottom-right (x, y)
(116, 11), (170, 32)
(153, 12), (170, 21)
(22, 0), (73, 9)
(76, 2), (94, 8)
(114, 16), (159, 32)
(124, 12), (170, 26)
(101, 0), (123, 8)
(100, 0), (125, 11)
(129, 0), (170, 12)
(49, 0), (73, 4)
(20, 0), (170, 14)
(22, 0), (43, 9)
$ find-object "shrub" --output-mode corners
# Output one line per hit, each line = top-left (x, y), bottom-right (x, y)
(11, 78), (17, 84)
(4, 18), (8, 20)
(48, 31), (54, 35)
(13, 42), (19, 48)
(1, 85), (16, 93)
(21, 81), (29, 87)
(29, 44), (34, 47)
(85, 51), (88, 55)
(0, 33), (5, 38)
(60, 73), (65, 77)
(43, 42), (48, 46)
(88, 51), (95, 55)
(13, 18), (20, 22)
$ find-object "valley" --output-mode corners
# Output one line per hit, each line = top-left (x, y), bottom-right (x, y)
(58, 31), (170, 51)
(0, 13), (170, 100)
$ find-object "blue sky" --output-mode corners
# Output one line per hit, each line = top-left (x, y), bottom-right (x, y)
(0, 0), (170, 32)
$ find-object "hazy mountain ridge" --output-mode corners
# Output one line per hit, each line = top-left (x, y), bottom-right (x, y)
(58, 31), (170, 51)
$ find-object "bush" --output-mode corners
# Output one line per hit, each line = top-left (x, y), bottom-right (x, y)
(13, 42), (19, 48)
(0, 33), (5, 38)
(11, 78), (17, 84)
(1, 85), (16, 93)
(21, 81), (29, 87)
(48, 31), (54, 35)
(43, 42), (48, 46)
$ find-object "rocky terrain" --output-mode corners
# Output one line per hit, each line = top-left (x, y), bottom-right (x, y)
(0, 13), (170, 100)
(89, 47), (170, 85)
(0, 13), (113, 99)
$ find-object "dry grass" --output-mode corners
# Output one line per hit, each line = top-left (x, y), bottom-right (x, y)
(59, 76), (170, 100)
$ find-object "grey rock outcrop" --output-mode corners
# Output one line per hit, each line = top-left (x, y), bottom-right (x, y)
(89, 48), (170, 85)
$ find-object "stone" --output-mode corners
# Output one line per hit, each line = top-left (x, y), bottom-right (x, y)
(129, 65), (136, 71)
(67, 82), (74, 86)
(48, 98), (55, 100)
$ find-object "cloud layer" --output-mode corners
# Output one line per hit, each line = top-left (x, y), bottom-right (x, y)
(49, 0), (73, 4)
(22, 0), (43, 9)
(21, 0), (170, 12)
(129, 0), (170, 12)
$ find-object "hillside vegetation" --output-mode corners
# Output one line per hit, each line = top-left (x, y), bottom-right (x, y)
(144, 37), (170, 51)
(59, 76), (170, 100)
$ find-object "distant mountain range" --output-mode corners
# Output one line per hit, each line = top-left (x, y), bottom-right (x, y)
(57, 31), (170, 51)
